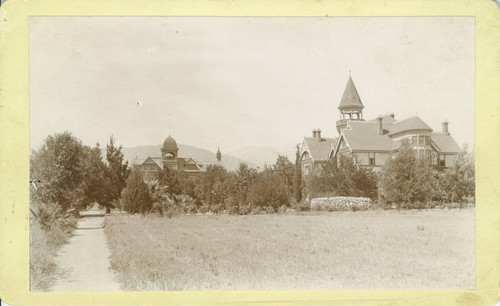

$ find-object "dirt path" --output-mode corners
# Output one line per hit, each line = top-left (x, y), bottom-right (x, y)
(50, 206), (121, 292)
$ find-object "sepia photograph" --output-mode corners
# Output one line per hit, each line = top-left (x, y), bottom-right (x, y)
(28, 16), (475, 292)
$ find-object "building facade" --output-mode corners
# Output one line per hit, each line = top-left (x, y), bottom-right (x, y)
(299, 76), (461, 174)
(132, 135), (221, 181)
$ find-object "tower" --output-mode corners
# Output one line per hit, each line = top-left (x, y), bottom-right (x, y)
(216, 147), (222, 162)
(161, 135), (179, 169)
(336, 75), (365, 133)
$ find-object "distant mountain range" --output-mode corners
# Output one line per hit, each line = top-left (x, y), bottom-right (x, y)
(121, 144), (259, 172)
(226, 146), (289, 168)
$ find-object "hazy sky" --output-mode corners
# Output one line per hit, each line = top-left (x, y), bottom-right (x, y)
(30, 17), (474, 157)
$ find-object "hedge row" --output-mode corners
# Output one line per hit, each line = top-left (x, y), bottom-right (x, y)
(310, 196), (372, 212)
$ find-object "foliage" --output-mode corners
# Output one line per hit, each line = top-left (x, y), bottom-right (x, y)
(305, 154), (378, 200)
(81, 143), (113, 209)
(106, 136), (131, 206)
(121, 169), (154, 214)
(273, 155), (295, 195)
(378, 140), (438, 207)
(293, 145), (303, 202)
(157, 166), (182, 195)
(247, 168), (290, 212)
(193, 165), (235, 212)
(442, 145), (475, 204)
(30, 131), (86, 211)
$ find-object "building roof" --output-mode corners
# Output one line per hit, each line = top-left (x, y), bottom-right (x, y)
(333, 116), (460, 156)
(302, 137), (337, 162)
(387, 116), (433, 136)
(367, 114), (397, 126)
(431, 132), (461, 153)
(163, 136), (178, 149)
(338, 76), (364, 110)
(342, 122), (394, 151)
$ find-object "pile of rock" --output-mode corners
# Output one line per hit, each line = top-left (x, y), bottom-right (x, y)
(310, 196), (372, 211)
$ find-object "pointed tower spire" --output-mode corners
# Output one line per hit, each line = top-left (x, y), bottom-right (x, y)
(216, 146), (222, 162)
(336, 74), (365, 133)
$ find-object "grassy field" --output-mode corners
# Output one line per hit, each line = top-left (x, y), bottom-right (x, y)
(104, 209), (475, 291)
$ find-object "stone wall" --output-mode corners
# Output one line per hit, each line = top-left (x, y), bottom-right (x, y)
(310, 196), (372, 211)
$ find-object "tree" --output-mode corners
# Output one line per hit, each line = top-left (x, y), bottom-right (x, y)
(105, 136), (131, 208)
(443, 145), (475, 204)
(194, 165), (235, 212)
(273, 155), (295, 195)
(81, 143), (113, 208)
(248, 168), (290, 211)
(293, 144), (303, 202)
(30, 131), (85, 211)
(304, 154), (378, 200)
(121, 169), (153, 214)
(157, 166), (182, 195)
(378, 139), (438, 207)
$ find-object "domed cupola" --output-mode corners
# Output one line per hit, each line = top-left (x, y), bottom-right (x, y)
(161, 135), (179, 160)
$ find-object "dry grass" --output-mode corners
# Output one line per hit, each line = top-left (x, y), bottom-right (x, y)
(105, 209), (475, 291)
(30, 218), (76, 291)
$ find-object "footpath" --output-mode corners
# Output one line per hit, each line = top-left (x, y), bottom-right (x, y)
(50, 204), (122, 292)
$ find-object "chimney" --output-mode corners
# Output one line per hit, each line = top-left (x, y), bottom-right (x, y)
(377, 116), (384, 135)
(316, 128), (322, 141)
(390, 113), (395, 118)
(312, 129), (317, 138)
(442, 121), (449, 135)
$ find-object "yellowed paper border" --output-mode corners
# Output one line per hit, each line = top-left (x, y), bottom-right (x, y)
(1, 0), (499, 305)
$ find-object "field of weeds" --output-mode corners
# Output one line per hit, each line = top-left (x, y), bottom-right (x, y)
(30, 217), (76, 291)
(105, 209), (475, 291)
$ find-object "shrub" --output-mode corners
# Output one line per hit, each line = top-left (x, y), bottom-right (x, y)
(291, 199), (310, 212)
(247, 170), (290, 211)
(121, 170), (153, 214)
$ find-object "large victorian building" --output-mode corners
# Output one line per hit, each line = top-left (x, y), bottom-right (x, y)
(299, 76), (461, 174)
(132, 135), (222, 181)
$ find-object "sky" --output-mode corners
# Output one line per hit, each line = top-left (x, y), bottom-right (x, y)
(29, 17), (475, 157)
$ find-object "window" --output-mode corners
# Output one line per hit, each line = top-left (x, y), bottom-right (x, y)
(369, 152), (376, 165)
(439, 154), (445, 167)
(412, 136), (417, 144)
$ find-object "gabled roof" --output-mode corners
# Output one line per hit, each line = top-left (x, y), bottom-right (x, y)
(431, 133), (461, 153)
(338, 76), (364, 110)
(302, 137), (337, 162)
(387, 116), (433, 136)
(342, 122), (394, 151)
(367, 114), (398, 126)
(149, 157), (164, 169)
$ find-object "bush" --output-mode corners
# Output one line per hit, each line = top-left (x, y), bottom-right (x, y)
(247, 170), (290, 211)
(305, 155), (378, 200)
(121, 170), (154, 214)
(291, 198), (310, 212)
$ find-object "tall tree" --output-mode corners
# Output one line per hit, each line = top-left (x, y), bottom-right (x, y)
(30, 131), (85, 211)
(81, 143), (113, 208)
(443, 145), (475, 204)
(293, 144), (303, 202)
(121, 169), (153, 215)
(274, 154), (295, 195)
(378, 139), (437, 207)
(106, 136), (131, 207)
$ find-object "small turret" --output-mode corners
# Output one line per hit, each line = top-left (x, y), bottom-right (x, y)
(216, 147), (222, 162)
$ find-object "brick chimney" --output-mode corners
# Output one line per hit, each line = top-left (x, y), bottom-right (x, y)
(316, 128), (322, 141)
(390, 113), (395, 118)
(312, 129), (317, 138)
(442, 121), (449, 135)
(377, 116), (384, 135)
